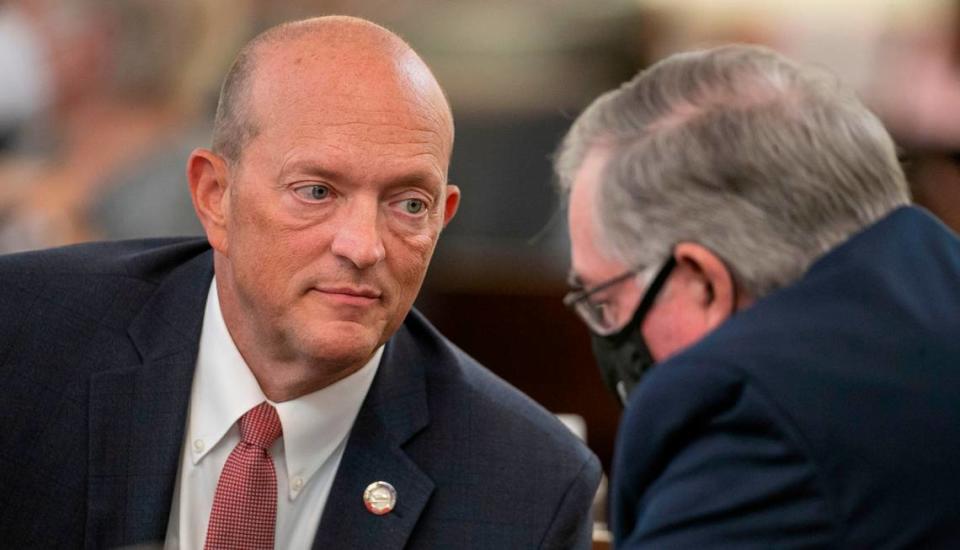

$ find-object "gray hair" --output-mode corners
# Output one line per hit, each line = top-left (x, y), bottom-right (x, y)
(555, 44), (909, 298)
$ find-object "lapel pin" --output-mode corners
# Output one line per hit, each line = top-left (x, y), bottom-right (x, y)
(363, 481), (397, 515)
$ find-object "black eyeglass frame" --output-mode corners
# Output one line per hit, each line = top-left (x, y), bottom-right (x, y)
(562, 270), (639, 310)
(563, 256), (677, 335)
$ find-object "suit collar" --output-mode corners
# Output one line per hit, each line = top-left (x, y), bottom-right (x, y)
(809, 206), (945, 274)
(312, 311), (435, 549)
(86, 248), (213, 547)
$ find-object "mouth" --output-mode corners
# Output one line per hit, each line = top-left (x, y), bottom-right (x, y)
(312, 285), (382, 306)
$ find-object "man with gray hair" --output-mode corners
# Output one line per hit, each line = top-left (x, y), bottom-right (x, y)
(559, 44), (960, 546)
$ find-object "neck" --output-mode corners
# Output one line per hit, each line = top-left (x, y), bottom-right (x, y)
(221, 306), (372, 402)
(247, 359), (369, 402)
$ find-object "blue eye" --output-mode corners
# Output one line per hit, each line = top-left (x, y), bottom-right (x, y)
(295, 185), (330, 201)
(309, 185), (329, 200)
(402, 199), (426, 214)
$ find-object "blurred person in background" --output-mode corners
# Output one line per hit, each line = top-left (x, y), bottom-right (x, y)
(0, 0), (251, 252)
(869, 0), (960, 235)
(557, 44), (960, 546)
(0, 15), (601, 549)
(0, 2), (54, 149)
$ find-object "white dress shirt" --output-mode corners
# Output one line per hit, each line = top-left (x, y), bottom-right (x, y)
(164, 279), (382, 550)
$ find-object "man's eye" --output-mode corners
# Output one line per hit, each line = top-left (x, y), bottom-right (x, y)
(401, 199), (426, 214)
(295, 185), (330, 201)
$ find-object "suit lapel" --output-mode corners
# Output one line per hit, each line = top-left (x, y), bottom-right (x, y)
(86, 250), (213, 547)
(312, 321), (435, 550)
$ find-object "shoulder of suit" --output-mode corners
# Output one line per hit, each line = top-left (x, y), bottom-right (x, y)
(402, 309), (598, 467)
(0, 238), (212, 339)
(0, 237), (211, 284)
(621, 205), (960, 474)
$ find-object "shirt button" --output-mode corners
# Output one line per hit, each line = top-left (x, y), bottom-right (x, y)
(193, 439), (204, 453)
(292, 477), (304, 492)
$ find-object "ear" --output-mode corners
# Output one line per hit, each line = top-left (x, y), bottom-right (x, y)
(672, 242), (739, 330)
(441, 184), (461, 228)
(187, 148), (232, 255)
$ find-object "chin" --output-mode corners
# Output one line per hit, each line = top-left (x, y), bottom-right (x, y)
(299, 321), (382, 368)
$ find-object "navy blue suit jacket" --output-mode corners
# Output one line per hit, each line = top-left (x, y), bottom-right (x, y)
(613, 207), (960, 547)
(0, 239), (600, 549)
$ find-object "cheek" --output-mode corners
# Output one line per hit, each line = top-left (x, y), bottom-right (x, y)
(231, 244), (294, 311)
(230, 213), (316, 302)
(642, 302), (710, 362)
(387, 230), (438, 289)
(402, 232), (436, 257)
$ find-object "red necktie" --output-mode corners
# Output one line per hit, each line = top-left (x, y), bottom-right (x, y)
(204, 402), (283, 550)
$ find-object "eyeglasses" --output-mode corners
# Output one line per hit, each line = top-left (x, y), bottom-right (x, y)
(563, 256), (677, 336)
(563, 268), (650, 336)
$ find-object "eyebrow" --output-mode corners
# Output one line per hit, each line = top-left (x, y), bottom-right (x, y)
(280, 160), (343, 181)
(388, 172), (444, 193)
(281, 160), (444, 192)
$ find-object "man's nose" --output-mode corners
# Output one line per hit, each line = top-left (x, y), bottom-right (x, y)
(330, 198), (386, 269)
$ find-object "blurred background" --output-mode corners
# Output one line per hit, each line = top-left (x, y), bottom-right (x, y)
(2, 0), (959, 530)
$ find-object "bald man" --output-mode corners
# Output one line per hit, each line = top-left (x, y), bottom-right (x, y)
(0, 16), (601, 549)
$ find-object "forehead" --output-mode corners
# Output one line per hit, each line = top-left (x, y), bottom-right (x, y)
(245, 39), (452, 161)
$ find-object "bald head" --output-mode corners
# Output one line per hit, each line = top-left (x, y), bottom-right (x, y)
(211, 16), (454, 166)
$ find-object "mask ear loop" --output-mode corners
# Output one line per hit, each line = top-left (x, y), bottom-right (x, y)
(602, 255), (678, 345)
(598, 252), (738, 405)
(591, 255), (677, 406)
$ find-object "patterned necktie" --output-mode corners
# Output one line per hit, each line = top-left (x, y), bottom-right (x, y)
(204, 402), (283, 550)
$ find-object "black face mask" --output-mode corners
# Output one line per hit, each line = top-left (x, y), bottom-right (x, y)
(590, 257), (677, 406)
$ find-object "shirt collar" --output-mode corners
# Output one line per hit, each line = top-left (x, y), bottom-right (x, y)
(188, 278), (382, 498)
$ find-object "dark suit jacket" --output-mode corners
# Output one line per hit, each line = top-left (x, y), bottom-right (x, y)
(613, 206), (960, 548)
(0, 238), (601, 549)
